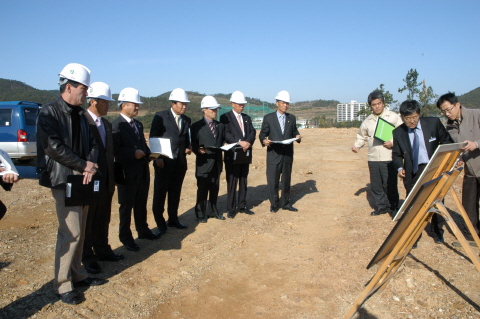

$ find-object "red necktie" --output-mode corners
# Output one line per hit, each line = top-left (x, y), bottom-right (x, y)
(209, 121), (216, 139)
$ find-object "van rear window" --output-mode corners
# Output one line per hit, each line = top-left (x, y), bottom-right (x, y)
(0, 109), (12, 127)
(24, 108), (38, 126)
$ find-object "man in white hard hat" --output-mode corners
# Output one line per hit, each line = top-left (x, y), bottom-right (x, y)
(150, 88), (192, 232)
(82, 82), (124, 275)
(259, 90), (302, 213)
(352, 90), (402, 216)
(37, 63), (106, 305)
(112, 88), (159, 252)
(191, 96), (226, 222)
(220, 91), (256, 218)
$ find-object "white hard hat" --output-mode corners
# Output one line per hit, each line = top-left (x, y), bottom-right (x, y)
(118, 87), (143, 104)
(88, 82), (115, 101)
(275, 90), (291, 103)
(58, 63), (91, 87)
(201, 96), (221, 109)
(169, 88), (190, 103)
(230, 91), (247, 104)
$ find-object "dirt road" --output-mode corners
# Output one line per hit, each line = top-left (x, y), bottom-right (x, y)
(0, 128), (479, 318)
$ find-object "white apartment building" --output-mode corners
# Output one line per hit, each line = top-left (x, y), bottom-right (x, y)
(337, 100), (367, 122)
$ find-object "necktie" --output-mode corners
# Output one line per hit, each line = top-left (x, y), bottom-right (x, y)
(175, 115), (180, 130)
(130, 120), (140, 140)
(209, 121), (216, 139)
(237, 114), (244, 136)
(412, 127), (420, 174)
(95, 118), (106, 147)
(280, 115), (285, 134)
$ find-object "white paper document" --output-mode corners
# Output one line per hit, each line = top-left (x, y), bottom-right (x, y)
(149, 138), (173, 159)
(270, 137), (300, 145)
(0, 150), (18, 176)
(220, 142), (238, 151)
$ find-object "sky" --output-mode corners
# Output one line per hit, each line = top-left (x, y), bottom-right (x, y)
(1, 0), (479, 105)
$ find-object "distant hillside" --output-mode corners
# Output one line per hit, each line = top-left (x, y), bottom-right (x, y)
(459, 87), (480, 109)
(0, 79), (57, 104)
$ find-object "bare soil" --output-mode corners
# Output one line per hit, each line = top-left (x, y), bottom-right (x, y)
(0, 128), (479, 319)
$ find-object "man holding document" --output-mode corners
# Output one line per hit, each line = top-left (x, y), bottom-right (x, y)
(150, 88), (192, 232)
(352, 90), (403, 216)
(259, 90), (301, 213)
(220, 91), (256, 218)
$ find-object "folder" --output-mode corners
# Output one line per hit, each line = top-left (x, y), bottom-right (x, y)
(374, 117), (395, 142)
(149, 138), (173, 159)
(232, 147), (251, 164)
(65, 175), (103, 206)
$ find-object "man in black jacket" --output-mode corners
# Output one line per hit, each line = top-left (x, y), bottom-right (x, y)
(191, 96), (225, 222)
(220, 91), (256, 218)
(82, 82), (124, 275)
(112, 87), (159, 252)
(392, 100), (452, 243)
(150, 88), (192, 232)
(259, 91), (301, 213)
(37, 63), (105, 305)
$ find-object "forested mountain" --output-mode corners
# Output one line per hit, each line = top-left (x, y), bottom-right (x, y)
(459, 87), (480, 109)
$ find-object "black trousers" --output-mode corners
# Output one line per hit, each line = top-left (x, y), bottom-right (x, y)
(225, 161), (249, 213)
(461, 174), (480, 237)
(117, 165), (151, 245)
(405, 163), (444, 238)
(152, 158), (187, 231)
(83, 190), (114, 263)
(266, 157), (292, 208)
(195, 164), (220, 220)
(368, 161), (399, 210)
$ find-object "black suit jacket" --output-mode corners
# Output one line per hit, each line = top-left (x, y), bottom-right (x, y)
(84, 112), (115, 194)
(393, 117), (452, 187)
(150, 109), (191, 165)
(112, 115), (150, 181)
(220, 110), (256, 163)
(191, 119), (225, 177)
(259, 111), (300, 165)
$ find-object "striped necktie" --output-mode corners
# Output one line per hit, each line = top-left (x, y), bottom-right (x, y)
(412, 127), (420, 173)
(209, 121), (216, 139)
(237, 114), (244, 136)
(280, 114), (285, 134)
(130, 120), (140, 140)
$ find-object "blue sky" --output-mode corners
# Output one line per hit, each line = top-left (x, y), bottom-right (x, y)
(1, 1), (479, 105)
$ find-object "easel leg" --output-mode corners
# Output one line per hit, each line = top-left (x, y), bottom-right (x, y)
(435, 202), (480, 271)
(450, 188), (480, 249)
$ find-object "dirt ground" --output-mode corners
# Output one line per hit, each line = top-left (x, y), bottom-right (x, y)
(1, 127), (480, 319)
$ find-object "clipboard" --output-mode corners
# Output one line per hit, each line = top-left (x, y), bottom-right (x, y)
(374, 117), (395, 142)
(65, 175), (102, 206)
(149, 137), (173, 159)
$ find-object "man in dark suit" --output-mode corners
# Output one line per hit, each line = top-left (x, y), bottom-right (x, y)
(259, 90), (302, 213)
(82, 82), (124, 274)
(150, 88), (192, 232)
(392, 100), (453, 243)
(191, 96), (225, 222)
(112, 87), (159, 252)
(220, 91), (256, 218)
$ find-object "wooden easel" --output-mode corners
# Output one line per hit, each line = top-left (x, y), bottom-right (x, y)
(345, 169), (480, 319)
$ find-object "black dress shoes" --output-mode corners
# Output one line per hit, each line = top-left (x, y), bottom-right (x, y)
(282, 205), (298, 212)
(124, 243), (140, 251)
(227, 212), (236, 219)
(270, 206), (279, 213)
(198, 218), (207, 223)
(73, 277), (108, 288)
(99, 254), (124, 262)
(215, 215), (226, 220)
(434, 235), (445, 244)
(85, 262), (101, 274)
(238, 207), (255, 215)
(138, 232), (161, 240)
(56, 290), (84, 305)
(167, 220), (188, 229)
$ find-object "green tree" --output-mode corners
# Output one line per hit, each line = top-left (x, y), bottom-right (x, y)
(398, 68), (421, 100)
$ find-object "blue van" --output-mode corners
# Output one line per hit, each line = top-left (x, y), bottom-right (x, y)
(0, 101), (41, 161)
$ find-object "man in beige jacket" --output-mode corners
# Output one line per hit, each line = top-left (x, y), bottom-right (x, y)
(437, 92), (480, 243)
(352, 91), (403, 216)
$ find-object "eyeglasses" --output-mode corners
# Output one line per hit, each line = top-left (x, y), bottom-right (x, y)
(403, 115), (419, 122)
(440, 105), (456, 114)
